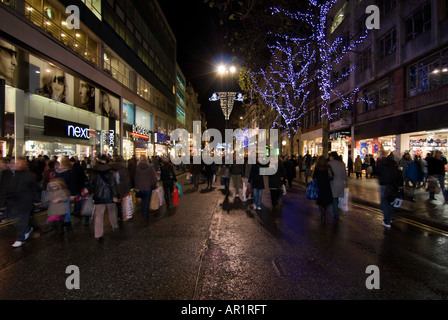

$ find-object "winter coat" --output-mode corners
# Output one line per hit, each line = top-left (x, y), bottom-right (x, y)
(89, 163), (119, 204)
(190, 163), (203, 175)
(230, 164), (244, 176)
(204, 163), (216, 178)
(354, 157), (363, 173)
(135, 161), (158, 191)
(71, 162), (86, 194)
(0, 169), (40, 211)
(313, 168), (333, 207)
(220, 165), (230, 178)
(328, 159), (347, 198)
(43, 180), (68, 217)
(160, 163), (177, 182)
(249, 163), (265, 189)
(428, 157), (446, 176)
(268, 162), (286, 189)
(109, 160), (131, 198)
(55, 168), (75, 196)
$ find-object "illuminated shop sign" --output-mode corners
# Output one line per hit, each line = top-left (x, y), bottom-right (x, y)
(131, 125), (150, 140)
(44, 116), (90, 140)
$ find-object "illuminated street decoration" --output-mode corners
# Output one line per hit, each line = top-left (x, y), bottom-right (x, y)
(209, 92), (244, 120)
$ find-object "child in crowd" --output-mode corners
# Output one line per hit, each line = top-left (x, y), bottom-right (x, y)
(42, 178), (69, 234)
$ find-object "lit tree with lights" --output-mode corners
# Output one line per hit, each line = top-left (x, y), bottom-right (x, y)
(250, 0), (369, 156)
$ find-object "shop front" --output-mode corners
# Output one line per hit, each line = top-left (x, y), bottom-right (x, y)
(330, 130), (351, 163)
(154, 132), (172, 157)
(301, 128), (323, 156)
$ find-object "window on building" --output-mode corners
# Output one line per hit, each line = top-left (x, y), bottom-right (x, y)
(405, 2), (432, 42)
(361, 77), (394, 112)
(408, 49), (448, 97)
(330, 2), (349, 34)
(357, 48), (371, 73)
(378, 28), (396, 59)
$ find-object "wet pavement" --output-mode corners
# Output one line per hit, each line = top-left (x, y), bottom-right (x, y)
(0, 172), (448, 301)
(296, 172), (448, 232)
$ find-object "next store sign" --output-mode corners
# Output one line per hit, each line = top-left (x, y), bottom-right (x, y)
(44, 116), (90, 140)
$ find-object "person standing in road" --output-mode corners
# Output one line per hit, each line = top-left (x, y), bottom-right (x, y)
(230, 161), (244, 198)
(312, 156), (333, 222)
(135, 156), (158, 223)
(110, 156), (131, 222)
(249, 158), (265, 210)
(376, 151), (402, 228)
(328, 152), (347, 219)
(354, 155), (363, 179)
(160, 157), (177, 209)
(427, 150), (447, 202)
(268, 158), (287, 209)
(89, 155), (119, 242)
(0, 157), (40, 248)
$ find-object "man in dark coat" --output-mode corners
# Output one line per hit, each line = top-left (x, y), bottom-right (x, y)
(89, 155), (119, 242)
(427, 150), (447, 202)
(0, 157), (40, 248)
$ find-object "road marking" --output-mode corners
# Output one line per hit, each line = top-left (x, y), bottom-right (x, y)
(352, 203), (448, 237)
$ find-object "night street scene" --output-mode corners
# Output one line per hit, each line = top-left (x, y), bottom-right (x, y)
(0, 0), (448, 315)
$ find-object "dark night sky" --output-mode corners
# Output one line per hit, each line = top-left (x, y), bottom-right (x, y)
(158, 0), (241, 132)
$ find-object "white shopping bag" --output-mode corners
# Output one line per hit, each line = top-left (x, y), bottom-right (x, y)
(338, 188), (349, 212)
(242, 181), (247, 201)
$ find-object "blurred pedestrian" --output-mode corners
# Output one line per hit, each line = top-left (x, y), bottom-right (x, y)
(220, 164), (231, 196)
(134, 155), (158, 223)
(354, 155), (363, 179)
(230, 161), (244, 198)
(160, 157), (177, 209)
(190, 160), (202, 190)
(249, 158), (265, 210)
(110, 156), (131, 222)
(304, 152), (312, 183)
(204, 162), (216, 190)
(283, 156), (294, 189)
(55, 156), (75, 233)
(427, 150), (447, 202)
(42, 178), (69, 234)
(69, 157), (86, 215)
(0, 157), (40, 248)
(328, 152), (347, 219)
(312, 156), (333, 222)
(89, 155), (119, 242)
(268, 158), (286, 209)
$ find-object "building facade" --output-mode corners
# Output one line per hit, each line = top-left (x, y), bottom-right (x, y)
(0, 0), (179, 160)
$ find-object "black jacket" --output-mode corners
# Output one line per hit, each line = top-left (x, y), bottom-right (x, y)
(376, 157), (402, 187)
(89, 163), (118, 204)
(249, 163), (265, 189)
(0, 169), (40, 210)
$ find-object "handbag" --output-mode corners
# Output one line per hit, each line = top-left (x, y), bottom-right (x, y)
(81, 195), (94, 216)
(306, 180), (319, 200)
(149, 190), (160, 211)
(338, 188), (349, 212)
(176, 183), (182, 197)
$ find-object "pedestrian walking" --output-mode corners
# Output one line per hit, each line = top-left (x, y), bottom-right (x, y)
(160, 157), (177, 209)
(69, 157), (87, 215)
(399, 152), (411, 186)
(0, 157), (40, 248)
(328, 152), (347, 219)
(190, 160), (203, 190)
(427, 150), (447, 202)
(347, 155), (354, 177)
(135, 155), (158, 223)
(220, 164), (231, 196)
(42, 178), (69, 234)
(230, 161), (244, 198)
(110, 155), (131, 222)
(283, 156), (294, 189)
(248, 158), (265, 210)
(312, 156), (333, 222)
(204, 163), (216, 190)
(55, 156), (75, 233)
(268, 158), (286, 209)
(89, 155), (119, 242)
(304, 152), (312, 183)
(354, 155), (363, 179)
(376, 151), (403, 228)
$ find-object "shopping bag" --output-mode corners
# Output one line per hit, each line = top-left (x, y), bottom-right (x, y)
(156, 186), (165, 206)
(81, 195), (94, 216)
(338, 188), (349, 212)
(176, 183), (182, 197)
(242, 181), (247, 201)
(149, 191), (160, 211)
(306, 180), (319, 200)
(173, 187), (180, 206)
(427, 176), (440, 194)
(246, 184), (251, 198)
(282, 184), (287, 196)
(121, 193), (134, 220)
